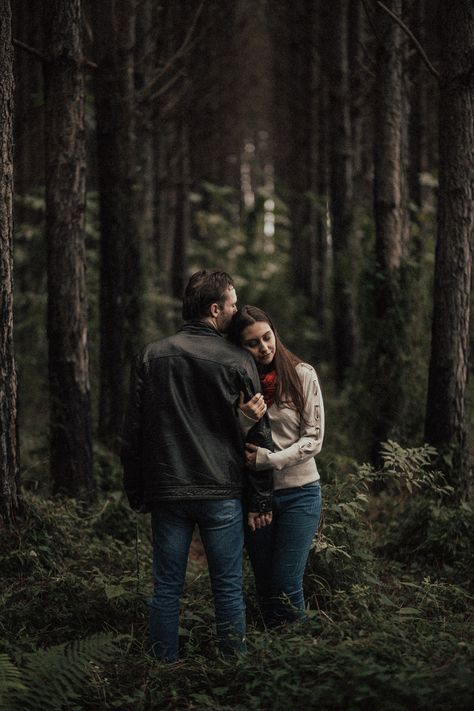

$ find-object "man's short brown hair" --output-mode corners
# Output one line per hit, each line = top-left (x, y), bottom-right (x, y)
(182, 270), (235, 321)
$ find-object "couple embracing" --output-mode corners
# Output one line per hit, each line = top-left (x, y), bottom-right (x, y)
(121, 269), (324, 661)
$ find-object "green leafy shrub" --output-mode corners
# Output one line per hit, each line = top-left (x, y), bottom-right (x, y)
(373, 443), (473, 580)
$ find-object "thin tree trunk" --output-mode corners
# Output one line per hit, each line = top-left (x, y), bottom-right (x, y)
(425, 1), (474, 499)
(325, 0), (355, 387)
(94, 0), (141, 447)
(44, 0), (93, 499)
(288, 0), (314, 298)
(171, 120), (190, 299)
(407, 0), (426, 215)
(374, 0), (403, 275)
(349, 0), (366, 200)
(371, 0), (404, 463)
(313, 1), (329, 335)
(135, 0), (156, 314)
(0, 0), (20, 525)
(13, 0), (44, 208)
(157, 115), (178, 296)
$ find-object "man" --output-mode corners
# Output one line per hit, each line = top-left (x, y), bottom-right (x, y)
(121, 270), (273, 661)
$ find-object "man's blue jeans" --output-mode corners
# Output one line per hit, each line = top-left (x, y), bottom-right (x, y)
(246, 482), (322, 627)
(149, 499), (246, 661)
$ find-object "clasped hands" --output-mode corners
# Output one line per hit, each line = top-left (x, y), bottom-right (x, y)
(248, 510), (273, 532)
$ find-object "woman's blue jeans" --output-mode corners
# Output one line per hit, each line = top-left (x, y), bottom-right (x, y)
(246, 482), (322, 627)
(149, 499), (246, 661)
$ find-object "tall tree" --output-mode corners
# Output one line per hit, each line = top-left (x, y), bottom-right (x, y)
(93, 0), (142, 447)
(13, 0), (44, 217)
(268, 0), (314, 299)
(134, 0), (156, 303)
(313, 0), (329, 334)
(287, 0), (314, 298)
(324, 0), (355, 387)
(154, 0), (193, 299)
(370, 0), (405, 462)
(425, 1), (474, 498)
(0, 0), (20, 524)
(44, 0), (93, 498)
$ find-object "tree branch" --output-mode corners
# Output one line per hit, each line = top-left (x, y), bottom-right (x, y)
(13, 38), (46, 62)
(13, 38), (97, 70)
(376, 1), (440, 80)
(137, 1), (204, 101)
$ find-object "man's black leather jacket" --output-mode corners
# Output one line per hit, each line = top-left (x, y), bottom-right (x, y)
(121, 321), (273, 513)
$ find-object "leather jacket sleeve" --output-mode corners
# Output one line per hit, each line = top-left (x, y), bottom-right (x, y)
(240, 371), (274, 513)
(121, 353), (149, 512)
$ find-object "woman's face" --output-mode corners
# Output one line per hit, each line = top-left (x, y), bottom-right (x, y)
(241, 321), (276, 366)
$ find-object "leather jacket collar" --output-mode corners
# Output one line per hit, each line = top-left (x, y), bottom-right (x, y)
(178, 320), (224, 338)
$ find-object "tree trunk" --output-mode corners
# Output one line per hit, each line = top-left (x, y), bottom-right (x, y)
(94, 0), (141, 447)
(425, 1), (474, 499)
(0, 0), (20, 525)
(313, 0), (329, 336)
(13, 0), (45, 209)
(287, 0), (314, 298)
(374, 0), (403, 275)
(349, 0), (367, 202)
(44, 0), (93, 499)
(135, 0), (156, 316)
(171, 120), (190, 299)
(407, 0), (427, 216)
(157, 114), (179, 296)
(325, 0), (355, 387)
(371, 0), (404, 463)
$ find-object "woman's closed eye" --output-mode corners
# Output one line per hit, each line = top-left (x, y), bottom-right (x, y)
(244, 333), (273, 348)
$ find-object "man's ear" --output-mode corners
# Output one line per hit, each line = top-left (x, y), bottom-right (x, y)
(209, 302), (220, 318)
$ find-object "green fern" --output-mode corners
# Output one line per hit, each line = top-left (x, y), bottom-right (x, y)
(6, 633), (122, 710)
(0, 654), (26, 710)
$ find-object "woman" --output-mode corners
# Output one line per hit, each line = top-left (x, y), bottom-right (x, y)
(228, 305), (324, 628)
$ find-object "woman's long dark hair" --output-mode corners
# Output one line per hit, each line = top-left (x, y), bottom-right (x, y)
(228, 305), (306, 418)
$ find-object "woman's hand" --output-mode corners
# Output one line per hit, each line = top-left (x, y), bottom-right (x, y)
(239, 391), (267, 421)
(245, 443), (258, 469)
(247, 511), (273, 532)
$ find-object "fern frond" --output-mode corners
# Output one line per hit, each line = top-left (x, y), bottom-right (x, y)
(0, 653), (26, 710)
(8, 633), (123, 711)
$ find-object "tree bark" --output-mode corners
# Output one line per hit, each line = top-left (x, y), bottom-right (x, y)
(44, 0), (93, 499)
(0, 0), (20, 525)
(313, 0), (329, 335)
(325, 0), (355, 387)
(425, 1), (474, 498)
(171, 120), (190, 299)
(94, 0), (142, 447)
(370, 0), (404, 463)
(287, 0), (314, 298)
(374, 0), (403, 275)
(13, 0), (45, 206)
(134, 0), (156, 309)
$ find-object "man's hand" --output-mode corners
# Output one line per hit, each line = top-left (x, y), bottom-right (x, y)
(248, 511), (273, 532)
(239, 391), (267, 421)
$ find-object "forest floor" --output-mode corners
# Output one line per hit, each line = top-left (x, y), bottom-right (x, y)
(1, 444), (474, 711)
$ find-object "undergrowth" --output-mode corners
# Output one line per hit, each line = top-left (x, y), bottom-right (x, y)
(0, 443), (473, 710)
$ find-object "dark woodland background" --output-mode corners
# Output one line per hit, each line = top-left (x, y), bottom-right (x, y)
(0, 1), (473, 709)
